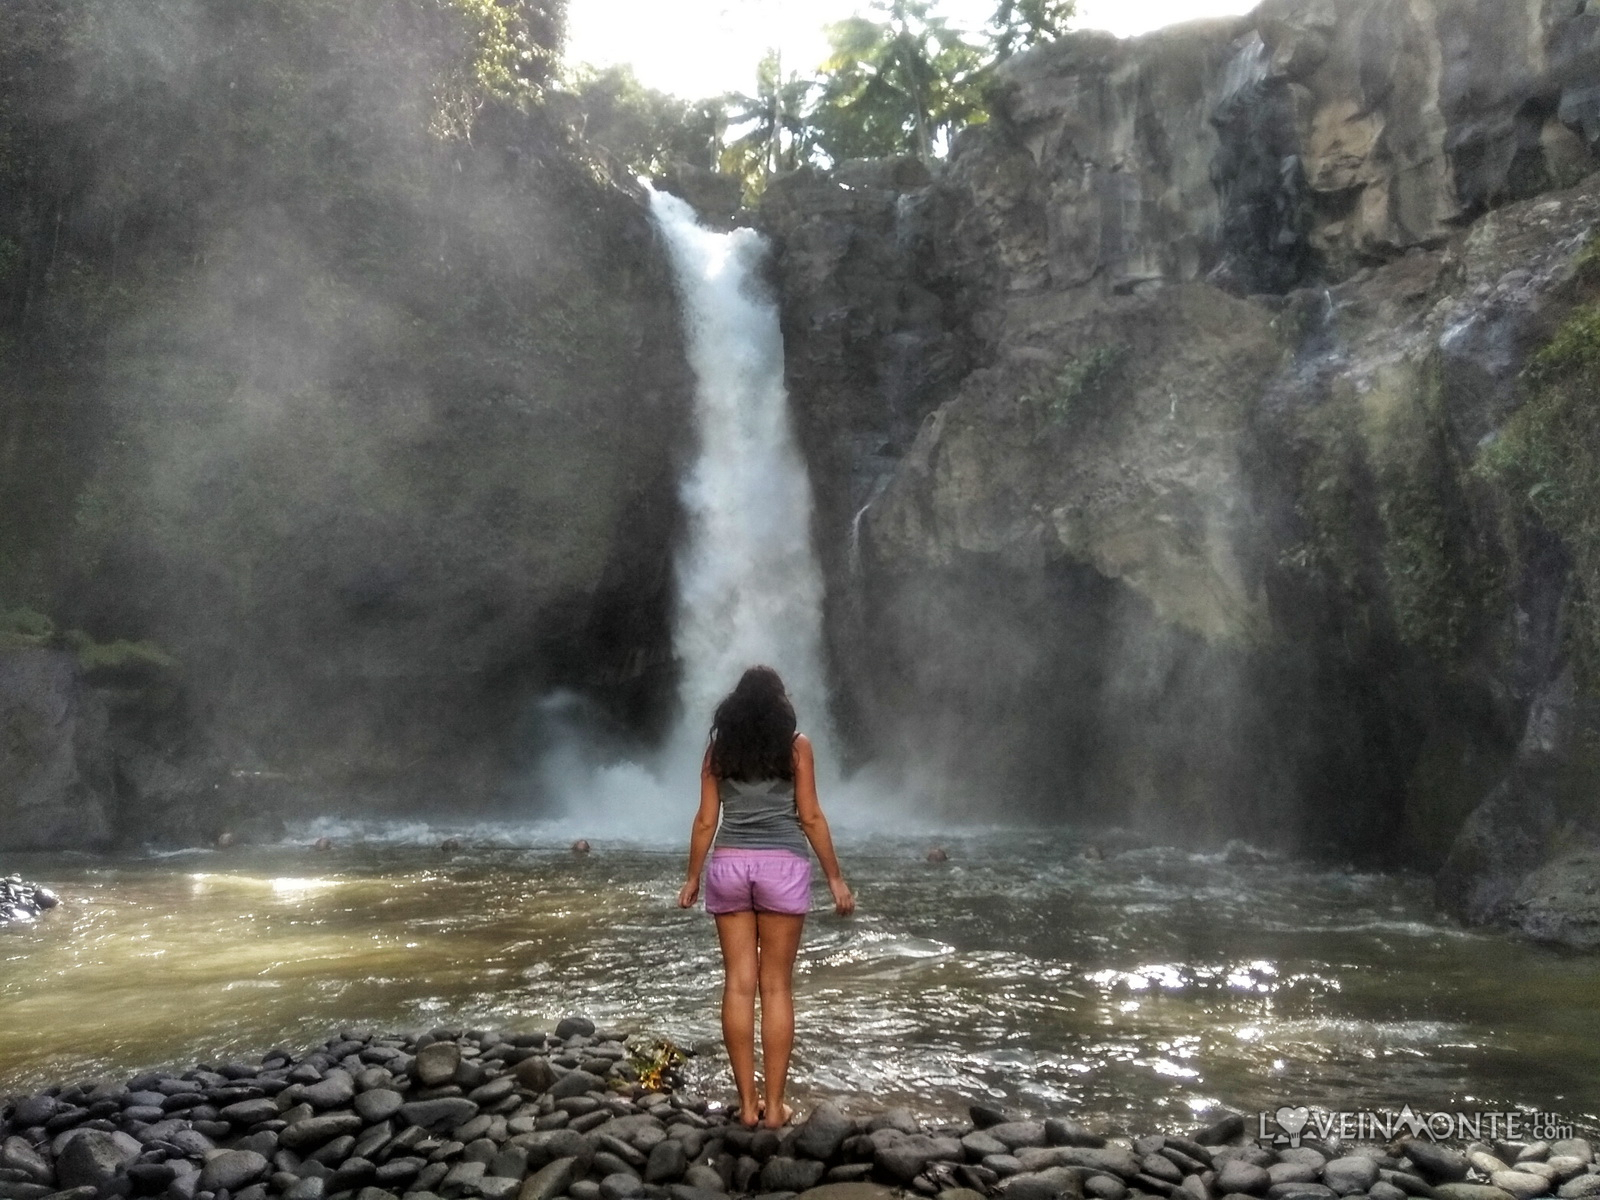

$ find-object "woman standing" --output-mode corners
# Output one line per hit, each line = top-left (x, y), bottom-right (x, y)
(677, 666), (855, 1128)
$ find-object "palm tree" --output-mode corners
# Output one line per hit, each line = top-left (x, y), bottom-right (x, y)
(721, 49), (816, 188)
(811, 0), (984, 166)
(989, 0), (1076, 61)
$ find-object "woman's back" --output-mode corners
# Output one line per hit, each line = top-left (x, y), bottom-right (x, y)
(714, 774), (809, 857)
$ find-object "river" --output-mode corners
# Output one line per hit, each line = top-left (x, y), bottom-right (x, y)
(4, 825), (1597, 1136)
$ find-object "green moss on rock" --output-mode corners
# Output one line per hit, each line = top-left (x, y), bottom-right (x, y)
(1479, 301), (1600, 690)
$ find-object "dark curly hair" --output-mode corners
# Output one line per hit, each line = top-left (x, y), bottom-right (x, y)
(707, 665), (797, 781)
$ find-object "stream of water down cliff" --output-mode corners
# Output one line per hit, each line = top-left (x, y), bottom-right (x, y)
(4, 195), (1600, 1137)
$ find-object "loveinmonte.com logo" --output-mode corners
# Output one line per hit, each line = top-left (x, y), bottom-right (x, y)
(1259, 1105), (1576, 1147)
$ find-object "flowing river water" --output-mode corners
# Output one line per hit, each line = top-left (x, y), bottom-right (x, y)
(4, 825), (1599, 1136)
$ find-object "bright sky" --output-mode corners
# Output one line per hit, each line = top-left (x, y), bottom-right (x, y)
(563, 0), (1258, 99)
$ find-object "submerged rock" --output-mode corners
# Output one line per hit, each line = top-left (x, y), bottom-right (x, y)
(0, 876), (61, 927)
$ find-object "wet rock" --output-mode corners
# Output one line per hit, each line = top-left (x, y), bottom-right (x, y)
(1405, 1147), (1470, 1185)
(1378, 1170), (1437, 1198)
(964, 1134), (1011, 1160)
(1556, 1181), (1600, 1200)
(398, 1101), (479, 1133)
(198, 1153), (268, 1195)
(1322, 1159), (1381, 1195)
(439, 1160), (485, 1196)
(56, 1131), (140, 1195)
(300, 1074), (356, 1111)
(794, 1106), (852, 1164)
(875, 1136), (964, 1184)
(1000, 1169), (1083, 1200)
(761, 1160), (825, 1193)
(866, 1112), (919, 1137)
(554, 1018), (596, 1041)
(600, 1173), (643, 1200)
(1140, 1156), (1182, 1186)
(1491, 1173), (1550, 1200)
(220, 1101), (279, 1127)
(680, 1166), (726, 1194)
(645, 1143), (688, 1184)
(1193, 1117), (1246, 1147)
(14, 1099), (59, 1129)
(548, 1073), (605, 1101)
(990, 1126), (1049, 1152)
(1370, 1183), (1409, 1200)
(1548, 1162), (1589, 1185)
(1, 1139), (53, 1184)
(1550, 1146), (1593, 1168)
(1433, 1188), (1516, 1200)
(1270, 1165), (1320, 1187)
(353, 1092), (404, 1126)
(793, 1185), (901, 1200)
(374, 1160), (423, 1188)
(513, 1059), (556, 1094)
(1045, 1123), (1105, 1151)
(1084, 1179), (1127, 1200)
(414, 1047), (462, 1090)
(1019, 1150), (1140, 1181)
(281, 1117), (364, 1152)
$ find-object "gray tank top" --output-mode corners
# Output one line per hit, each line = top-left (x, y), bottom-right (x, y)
(713, 775), (811, 857)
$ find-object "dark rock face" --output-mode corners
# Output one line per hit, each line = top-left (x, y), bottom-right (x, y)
(767, 0), (1600, 935)
(0, 651), (112, 851)
(0, 6), (695, 845)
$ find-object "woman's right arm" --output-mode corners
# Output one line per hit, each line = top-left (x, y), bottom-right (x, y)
(678, 744), (720, 908)
(794, 734), (855, 916)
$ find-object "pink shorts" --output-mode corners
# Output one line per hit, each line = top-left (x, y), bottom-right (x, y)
(704, 848), (812, 915)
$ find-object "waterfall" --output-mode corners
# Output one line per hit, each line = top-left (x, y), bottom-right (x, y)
(650, 189), (834, 764)
(532, 190), (838, 838)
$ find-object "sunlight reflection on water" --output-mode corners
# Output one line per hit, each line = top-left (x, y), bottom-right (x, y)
(1, 826), (1597, 1135)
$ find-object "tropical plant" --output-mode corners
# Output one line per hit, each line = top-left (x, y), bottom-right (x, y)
(810, 0), (986, 165)
(563, 63), (725, 175)
(988, 0), (1075, 61)
(720, 50), (817, 194)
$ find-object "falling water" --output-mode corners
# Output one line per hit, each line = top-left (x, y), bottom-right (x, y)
(533, 191), (837, 837)
(650, 189), (834, 761)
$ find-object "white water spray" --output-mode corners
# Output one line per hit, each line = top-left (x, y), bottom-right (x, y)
(531, 190), (844, 839)
(652, 190), (835, 764)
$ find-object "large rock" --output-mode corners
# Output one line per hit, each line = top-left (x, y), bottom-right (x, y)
(0, 651), (113, 852)
(55, 1131), (140, 1195)
(197, 1151), (269, 1194)
(794, 1105), (854, 1163)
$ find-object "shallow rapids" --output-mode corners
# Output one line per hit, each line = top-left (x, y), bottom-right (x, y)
(2, 828), (1597, 1135)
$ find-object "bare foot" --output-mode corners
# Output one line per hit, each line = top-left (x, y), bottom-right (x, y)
(736, 1100), (763, 1129)
(762, 1102), (793, 1129)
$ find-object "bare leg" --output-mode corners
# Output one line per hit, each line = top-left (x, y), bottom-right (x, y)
(715, 912), (760, 1125)
(755, 911), (805, 1128)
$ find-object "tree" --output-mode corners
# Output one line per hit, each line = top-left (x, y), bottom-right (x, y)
(810, 0), (986, 166)
(720, 50), (817, 193)
(562, 64), (724, 175)
(988, 0), (1075, 61)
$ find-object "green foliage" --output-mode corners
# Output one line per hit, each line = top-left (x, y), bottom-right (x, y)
(720, 51), (818, 200)
(561, 63), (723, 176)
(0, 607), (56, 650)
(1024, 343), (1128, 421)
(1479, 301), (1600, 689)
(628, 1038), (687, 1091)
(989, 0), (1076, 61)
(63, 629), (180, 675)
(811, 0), (988, 165)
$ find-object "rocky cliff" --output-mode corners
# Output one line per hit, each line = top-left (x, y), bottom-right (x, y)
(765, 0), (1600, 945)
(0, 0), (692, 849)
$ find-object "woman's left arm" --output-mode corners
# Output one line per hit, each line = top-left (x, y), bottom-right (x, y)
(678, 745), (721, 908)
